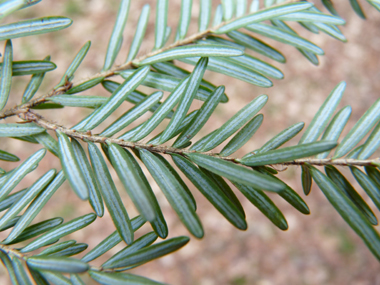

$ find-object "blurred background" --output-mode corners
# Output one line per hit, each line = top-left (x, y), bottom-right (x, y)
(1, 1), (380, 284)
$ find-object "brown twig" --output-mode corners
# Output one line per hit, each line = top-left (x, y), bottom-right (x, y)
(18, 110), (380, 168)
(18, 110), (235, 159)
(0, 29), (211, 120)
(280, 158), (380, 167)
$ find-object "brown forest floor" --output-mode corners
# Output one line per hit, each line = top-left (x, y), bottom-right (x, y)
(1, 1), (380, 284)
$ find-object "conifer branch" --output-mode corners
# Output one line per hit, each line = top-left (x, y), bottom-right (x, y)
(0, 0), (303, 121)
(17, 110), (380, 168)
(1, 1), (380, 283)
(72, 0), (303, 87)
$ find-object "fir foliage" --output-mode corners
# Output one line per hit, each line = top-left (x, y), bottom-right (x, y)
(0, 0), (379, 284)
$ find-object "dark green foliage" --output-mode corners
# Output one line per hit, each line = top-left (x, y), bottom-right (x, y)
(0, 1), (379, 284)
